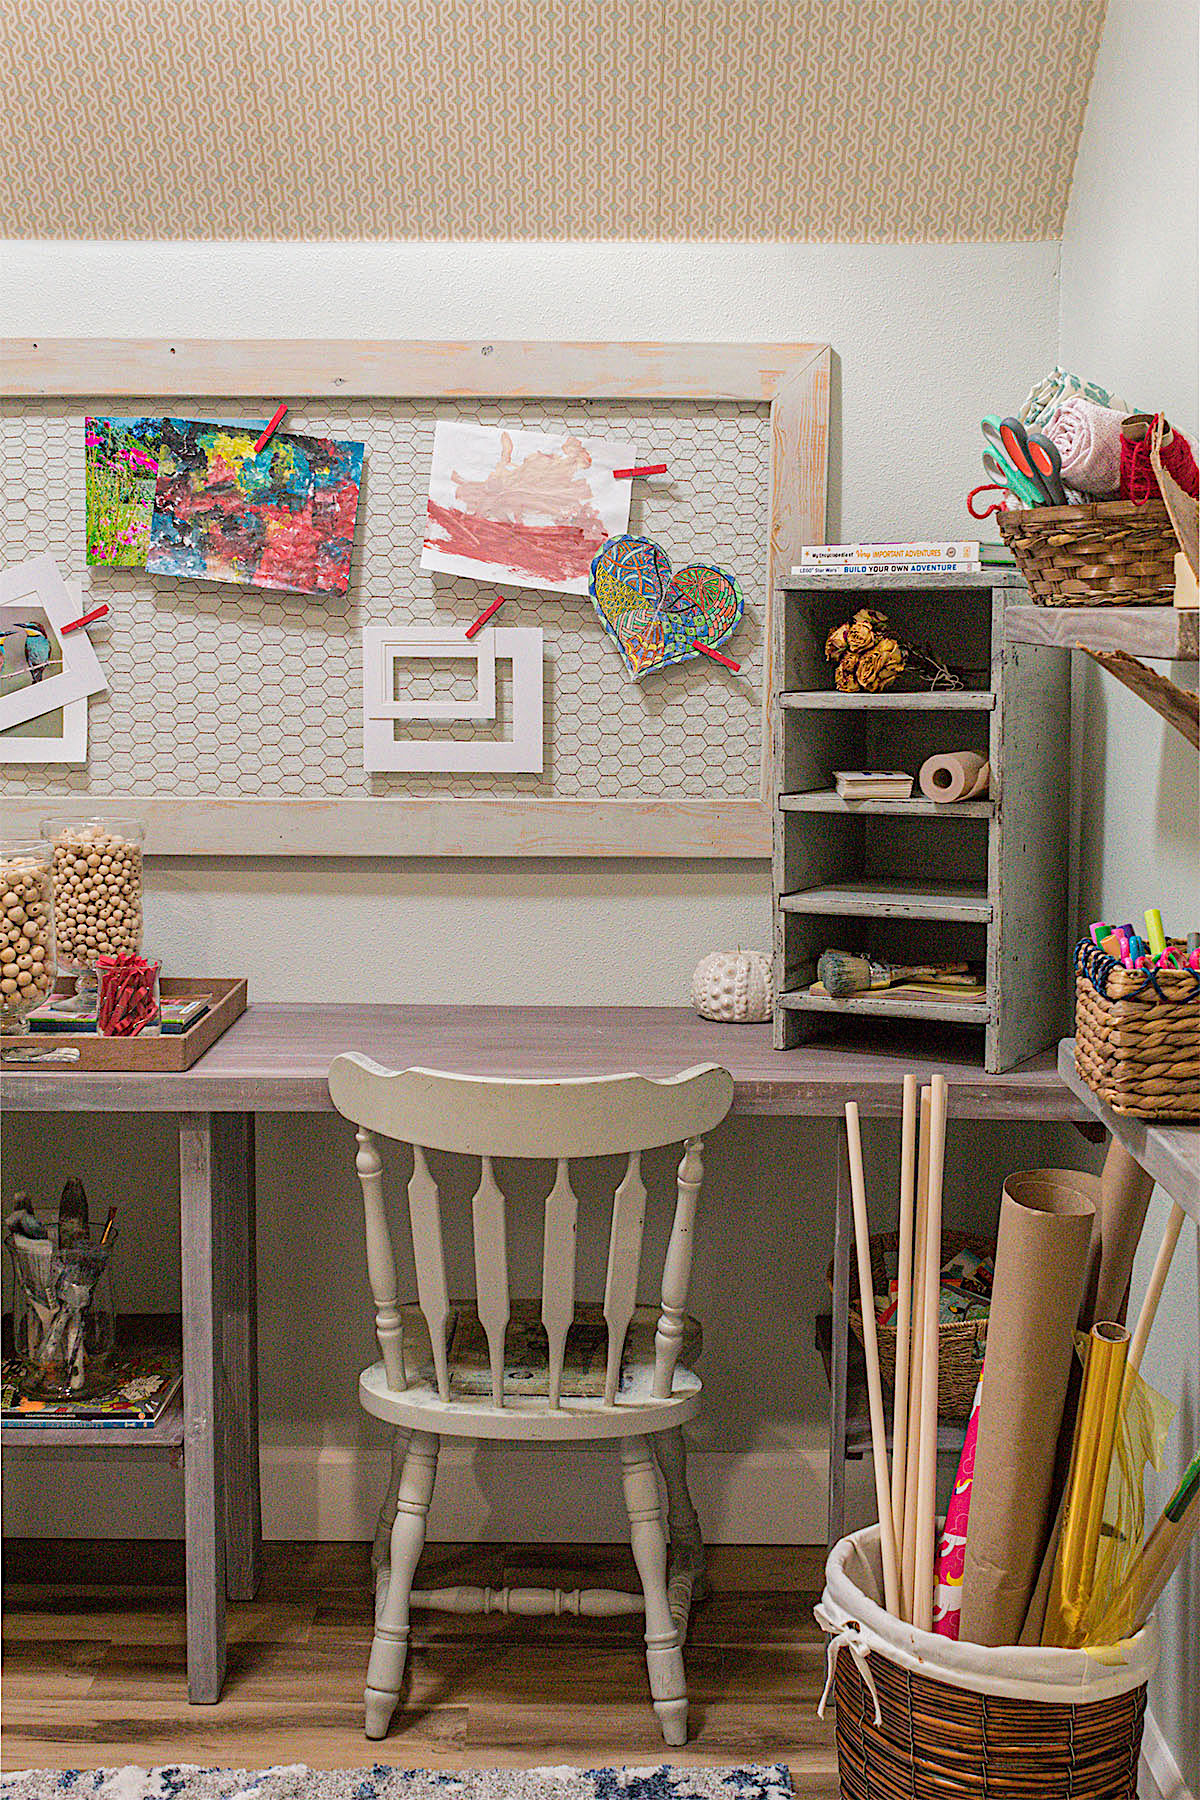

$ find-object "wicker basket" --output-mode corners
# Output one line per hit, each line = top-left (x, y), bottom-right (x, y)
(1075, 940), (1199, 1120)
(833, 1639), (1146, 1800)
(829, 1228), (990, 1420)
(997, 499), (1176, 605)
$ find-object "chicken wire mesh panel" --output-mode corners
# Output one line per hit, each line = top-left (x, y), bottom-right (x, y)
(0, 396), (769, 801)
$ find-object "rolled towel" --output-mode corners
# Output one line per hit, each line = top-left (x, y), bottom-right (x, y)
(1044, 396), (1126, 496)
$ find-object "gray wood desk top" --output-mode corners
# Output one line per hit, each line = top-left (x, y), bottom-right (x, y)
(1, 1003), (1088, 1119)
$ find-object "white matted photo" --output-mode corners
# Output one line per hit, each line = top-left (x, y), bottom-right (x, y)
(0, 555), (106, 734)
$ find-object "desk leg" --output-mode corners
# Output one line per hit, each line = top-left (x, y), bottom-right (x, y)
(827, 1119), (851, 1551)
(180, 1113), (227, 1704)
(216, 1112), (262, 1602)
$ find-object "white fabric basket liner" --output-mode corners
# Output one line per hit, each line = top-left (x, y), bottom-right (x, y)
(815, 1524), (1157, 1718)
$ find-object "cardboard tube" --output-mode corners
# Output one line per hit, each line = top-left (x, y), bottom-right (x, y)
(901, 1086), (932, 1621)
(958, 1169), (1097, 1646)
(890, 1073), (919, 1568)
(913, 1073), (947, 1632)
(919, 751), (989, 803)
(1042, 1322), (1130, 1647)
(1080, 1142), (1155, 1328)
(845, 1102), (900, 1616)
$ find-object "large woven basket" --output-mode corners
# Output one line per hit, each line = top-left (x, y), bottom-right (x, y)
(997, 499), (1176, 604)
(1075, 940), (1199, 1119)
(829, 1228), (990, 1419)
(833, 1639), (1146, 1800)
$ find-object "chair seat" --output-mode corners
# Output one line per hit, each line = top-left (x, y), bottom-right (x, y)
(359, 1299), (702, 1441)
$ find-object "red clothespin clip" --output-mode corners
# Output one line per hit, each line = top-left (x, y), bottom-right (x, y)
(693, 642), (740, 671)
(253, 404), (289, 454)
(612, 463), (668, 479)
(466, 597), (506, 639)
(59, 604), (110, 636)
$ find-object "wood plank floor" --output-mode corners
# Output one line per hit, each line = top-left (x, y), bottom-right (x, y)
(2, 1541), (838, 1782)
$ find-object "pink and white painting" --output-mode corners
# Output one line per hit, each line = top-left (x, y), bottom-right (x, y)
(421, 421), (636, 596)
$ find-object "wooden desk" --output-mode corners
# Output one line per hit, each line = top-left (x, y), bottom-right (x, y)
(1, 1004), (1089, 1704)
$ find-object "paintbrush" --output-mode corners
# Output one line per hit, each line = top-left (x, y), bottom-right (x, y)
(817, 951), (971, 999)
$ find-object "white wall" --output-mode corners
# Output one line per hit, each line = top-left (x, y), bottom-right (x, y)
(1, 236), (1069, 1546)
(1058, 2), (1199, 1786)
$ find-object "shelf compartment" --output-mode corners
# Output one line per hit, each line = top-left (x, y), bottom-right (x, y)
(779, 880), (993, 923)
(782, 987), (990, 1023)
(780, 790), (993, 819)
(779, 690), (995, 711)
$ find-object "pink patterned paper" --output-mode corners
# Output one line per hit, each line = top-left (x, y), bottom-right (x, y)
(932, 1373), (983, 1637)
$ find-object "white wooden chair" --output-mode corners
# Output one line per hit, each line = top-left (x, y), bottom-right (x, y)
(327, 1054), (735, 1747)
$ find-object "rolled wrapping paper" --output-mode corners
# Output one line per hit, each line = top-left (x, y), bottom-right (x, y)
(919, 751), (990, 804)
(1044, 396), (1126, 497)
(933, 1373), (983, 1639)
(958, 1169), (1097, 1647)
(1042, 1322), (1130, 1648)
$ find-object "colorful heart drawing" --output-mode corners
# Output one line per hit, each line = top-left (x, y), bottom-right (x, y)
(589, 535), (744, 678)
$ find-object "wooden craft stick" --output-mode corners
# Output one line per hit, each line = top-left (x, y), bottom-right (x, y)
(901, 1085), (932, 1620)
(890, 1073), (919, 1574)
(692, 642), (740, 671)
(845, 1101), (900, 1616)
(1127, 1201), (1187, 1381)
(466, 597), (506, 639)
(253, 403), (288, 453)
(913, 1073), (947, 1632)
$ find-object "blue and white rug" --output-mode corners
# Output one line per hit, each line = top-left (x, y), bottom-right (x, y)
(0, 1768), (793, 1800)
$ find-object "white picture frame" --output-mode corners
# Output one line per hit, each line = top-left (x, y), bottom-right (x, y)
(0, 555), (106, 731)
(0, 577), (91, 764)
(365, 627), (497, 722)
(363, 626), (543, 773)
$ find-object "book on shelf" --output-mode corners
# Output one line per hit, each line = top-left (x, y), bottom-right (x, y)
(833, 770), (915, 799)
(797, 541), (980, 565)
(2, 1347), (182, 1427)
(795, 559), (983, 576)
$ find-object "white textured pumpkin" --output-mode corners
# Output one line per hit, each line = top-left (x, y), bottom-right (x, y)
(690, 950), (774, 1023)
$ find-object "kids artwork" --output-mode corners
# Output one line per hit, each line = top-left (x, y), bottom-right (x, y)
(421, 422), (635, 596)
(589, 534), (744, 678)
(85, 418), (164, 568)
(84, 418), (365, 596)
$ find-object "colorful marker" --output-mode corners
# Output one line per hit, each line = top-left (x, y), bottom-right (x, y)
(1089, 921), (1111, 946)
(1145, 908), (1167, 956)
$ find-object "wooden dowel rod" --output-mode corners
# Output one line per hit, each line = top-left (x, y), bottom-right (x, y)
(845, 1101), (901, 1616)
(901, 1085), (932, 1622)
(891, 1072), (918, 1565)
(913, 1073), (947, 1633)
(1127, 1202), (1187, 1382)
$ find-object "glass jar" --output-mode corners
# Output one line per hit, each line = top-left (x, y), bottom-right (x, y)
(5, 1215), (117, 1400)
(0, 841), (56, 1032)
(41, 817), (145, 973)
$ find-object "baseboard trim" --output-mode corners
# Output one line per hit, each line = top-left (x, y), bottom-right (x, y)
(2, 1433), (866, 1544)
(1141, 1706), (1194, 1800)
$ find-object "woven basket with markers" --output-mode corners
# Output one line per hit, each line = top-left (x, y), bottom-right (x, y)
(1075, 939), (1200, 1119)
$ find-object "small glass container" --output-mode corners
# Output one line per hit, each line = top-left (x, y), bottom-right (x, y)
(5, 1216), (117, 1400)
(41, 817), (145, 973)
(0, 840), (57, 1033)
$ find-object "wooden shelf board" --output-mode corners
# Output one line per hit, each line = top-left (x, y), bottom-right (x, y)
(781, 988), (991, 1023)
(779, 689), (995, 711)
(1058, 1041), (1199, 1226)
(783, 570), (1025, 591)
(779, 879), (993, 922)
(780, 790), (993, 819)
(1, 1390), (184, 1456)
(1005, 604), (1199, 660)
(814, 1315), (971, 1457)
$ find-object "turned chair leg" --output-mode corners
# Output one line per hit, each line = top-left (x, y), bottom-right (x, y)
(621, 1434), (688, 1747)
(364, 1428), (438, 1740)
(372, 1428), (409, 1622)
(654, 1425), (708, 1643)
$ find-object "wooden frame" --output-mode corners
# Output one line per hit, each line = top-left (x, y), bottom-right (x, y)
(2, 338), (830, 858)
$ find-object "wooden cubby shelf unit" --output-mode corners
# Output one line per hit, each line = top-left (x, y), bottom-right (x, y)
(771, 568), (1070, 1073)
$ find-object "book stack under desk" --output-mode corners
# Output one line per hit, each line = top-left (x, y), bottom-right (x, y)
(772, 570), (1069, 1072)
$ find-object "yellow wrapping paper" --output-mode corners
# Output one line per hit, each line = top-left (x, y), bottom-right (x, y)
(1042, 1323), (1129, 1647)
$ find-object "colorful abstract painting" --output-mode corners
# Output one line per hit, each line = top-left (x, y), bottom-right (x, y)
(590, 534), (744, 678)
(146, 421), (364, 596)
(85, 417), (164, 567)
(421, 422), (635, 596)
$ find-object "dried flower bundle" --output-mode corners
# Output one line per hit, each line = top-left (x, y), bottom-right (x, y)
(824, 609), (962, 694)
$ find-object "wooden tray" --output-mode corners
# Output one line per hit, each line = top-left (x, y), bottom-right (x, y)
(1, 977), (247, 1072)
